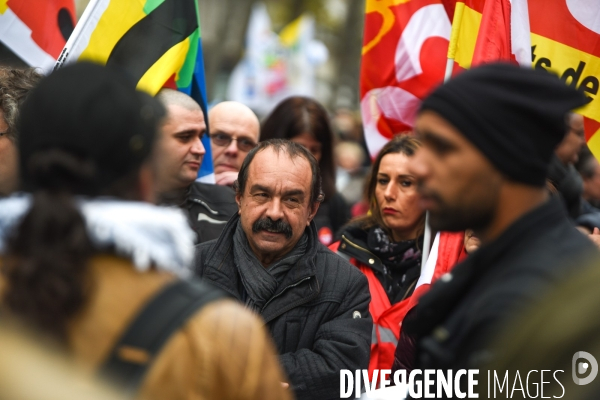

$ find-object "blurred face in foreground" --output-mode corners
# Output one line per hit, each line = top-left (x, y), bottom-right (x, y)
(236, 148), (319, 266)
(0, 110), (18, 196)
(411, 111), (503, 233)
(375, 152), (423, 242)
(154, 104), (206, 192)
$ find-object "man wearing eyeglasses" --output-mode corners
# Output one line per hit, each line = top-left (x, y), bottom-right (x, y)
(208, 101), (260, 187)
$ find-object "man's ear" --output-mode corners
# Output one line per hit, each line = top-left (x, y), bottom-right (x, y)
(306, 202), (321, 226)
(138, 162), (156, 204)
(235, 192), (242, 214)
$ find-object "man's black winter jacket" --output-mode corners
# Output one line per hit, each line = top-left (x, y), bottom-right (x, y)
(194, 214), (372, 400)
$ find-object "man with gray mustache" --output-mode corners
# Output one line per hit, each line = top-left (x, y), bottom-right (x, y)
(194, 139), (372, 400)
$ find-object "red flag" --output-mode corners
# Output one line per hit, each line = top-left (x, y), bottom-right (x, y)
(0, 0), (75, 70)
(448, 0), (530, 70)
(360, 0), (451, 157)
(471, 0), (512, 65)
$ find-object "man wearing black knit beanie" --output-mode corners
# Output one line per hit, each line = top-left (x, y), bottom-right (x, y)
(401, 63), (599, 397)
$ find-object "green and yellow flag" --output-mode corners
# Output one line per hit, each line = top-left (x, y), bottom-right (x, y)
(55, 0), (214, 181)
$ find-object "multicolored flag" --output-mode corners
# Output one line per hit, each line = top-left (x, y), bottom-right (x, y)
(56, 0), (214, 182)
(359, 0), (452, 157)
(0, 0), (76, 71)
(227, 3), (328, 116)
(528, 0), (600, 159)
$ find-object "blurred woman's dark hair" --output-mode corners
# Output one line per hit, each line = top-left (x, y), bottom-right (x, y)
(352, 134), (424, 240)
(260, 96), (336, 200)
(2, 62), (164, 342)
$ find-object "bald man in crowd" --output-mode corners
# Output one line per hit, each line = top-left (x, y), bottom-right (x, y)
(208, 101), (260, 187)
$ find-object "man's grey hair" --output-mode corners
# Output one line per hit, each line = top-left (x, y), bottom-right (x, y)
(0, 67), (42, 141)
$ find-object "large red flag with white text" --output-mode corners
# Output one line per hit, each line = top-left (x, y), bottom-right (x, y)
(528, 0), (600, 159)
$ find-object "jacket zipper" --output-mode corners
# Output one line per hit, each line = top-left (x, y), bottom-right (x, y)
(261, 276), (312, 313)
(341, 234), (382, 265)
(343, 234), (417, 302)
(189, 198), (219, 215)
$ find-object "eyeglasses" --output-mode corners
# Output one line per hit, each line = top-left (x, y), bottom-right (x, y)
(210, 133), (257, 152)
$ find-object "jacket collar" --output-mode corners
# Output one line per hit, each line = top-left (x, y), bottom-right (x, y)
(0, 194), (195, 278)
(203, 213), (321, 318)
(410, 196), (570, 337)
(466, 196), (568, 279)
(338, 224), (385, 273)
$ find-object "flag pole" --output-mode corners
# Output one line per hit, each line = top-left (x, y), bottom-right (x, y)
(420, 56), (454, 266)
(420, 1), (461, 266)
(54, 0), (103, 70)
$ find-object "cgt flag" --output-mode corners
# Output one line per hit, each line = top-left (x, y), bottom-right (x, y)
(359, 0), (451, 157)
(0, 0), (76, 71)
(55, 0), (214, 182)
(528, 0), (600, 160)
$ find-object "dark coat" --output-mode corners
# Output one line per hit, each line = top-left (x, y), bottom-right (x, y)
(194, 214), (372, 400)
(405, 198), (598, 376)
(548, 155), (584, 219)
(186, 182), (238, 244)
(313, 191), (351, 245)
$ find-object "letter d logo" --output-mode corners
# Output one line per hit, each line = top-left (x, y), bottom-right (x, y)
(572, 351), (598, 385)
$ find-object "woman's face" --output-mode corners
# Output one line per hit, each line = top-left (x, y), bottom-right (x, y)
(375, 152), (424, 242)
(291, 132), (323, 163)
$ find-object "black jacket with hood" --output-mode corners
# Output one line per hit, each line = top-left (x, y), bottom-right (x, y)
(194, 214), (372, 400)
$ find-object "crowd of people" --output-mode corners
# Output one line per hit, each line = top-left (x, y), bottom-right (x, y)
(1, 59), (600, 400)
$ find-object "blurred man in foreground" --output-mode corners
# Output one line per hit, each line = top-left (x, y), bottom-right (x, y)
(0, 67), (41, 196)
(154, 89), (237, 243)
(405, 63), (597, 395)
(208, 101), (260, 187)
(0, 62), (290, 400)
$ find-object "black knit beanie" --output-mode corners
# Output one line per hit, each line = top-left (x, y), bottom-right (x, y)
(420, 63), (588, 187)
(18, 62), (165, 193)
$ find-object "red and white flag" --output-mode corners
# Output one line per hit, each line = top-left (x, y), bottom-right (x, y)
(0, 0), (76, 71)
(408, 231), (467, 309)
(471, 0), (531, 67)
(360, 0), (451, 157)
(445, 0), (530, 74)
